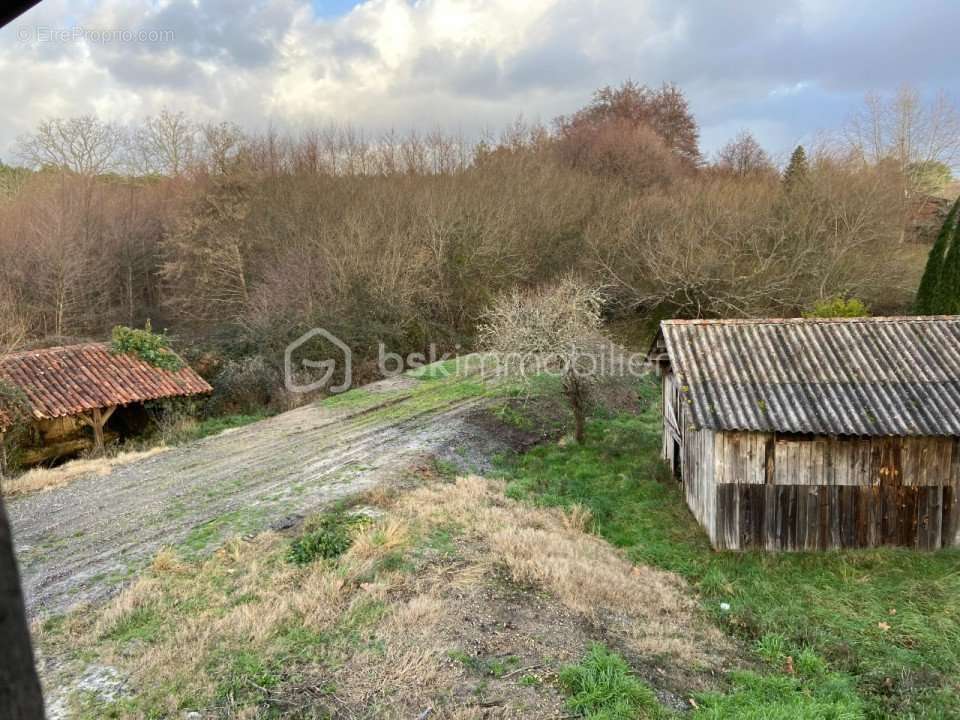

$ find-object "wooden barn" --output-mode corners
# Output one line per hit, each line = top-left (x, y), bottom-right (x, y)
(650, 316), (960, 551)
(0, 343), (211, 466)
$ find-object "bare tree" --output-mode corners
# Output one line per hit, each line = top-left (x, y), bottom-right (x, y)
(479, 279), (605, 444)
(844, 85), (960, 187)
(557, 80), (701, 167)
(198, 121), (245, 175)
(16, 116), (125, 175)
(716, 131), (774, 176)
(161, 173), (254, 321)
(131, 109), (197, 176)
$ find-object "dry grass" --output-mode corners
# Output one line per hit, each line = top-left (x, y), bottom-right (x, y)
(400, 476), (730, 666)
(39, 474), (734, 717)
(2, 447), (168, 498)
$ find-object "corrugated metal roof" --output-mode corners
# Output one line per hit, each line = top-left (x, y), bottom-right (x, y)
(656, 316), (960, 437)
(0, 343), (212, 430)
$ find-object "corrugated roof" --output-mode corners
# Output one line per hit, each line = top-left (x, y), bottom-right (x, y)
(0, 343), (212, 430)
(656, 316), (960, 437)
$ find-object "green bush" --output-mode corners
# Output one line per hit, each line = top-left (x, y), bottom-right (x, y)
(288, 512), (367, 565)
(111, 322), (183, 372)
(802, 297), (868, 319)
(559, 644), (663, 719)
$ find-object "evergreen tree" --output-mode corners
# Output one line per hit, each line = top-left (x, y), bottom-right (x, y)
(782, 145), (809, 191)
(915, 198), (960, 314)
(934, 204), (960, 314)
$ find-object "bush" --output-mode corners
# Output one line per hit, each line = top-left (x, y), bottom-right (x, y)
(207, 355), (280, 416)
(803, 297), (869, 318)
(111, 322), (183, 371)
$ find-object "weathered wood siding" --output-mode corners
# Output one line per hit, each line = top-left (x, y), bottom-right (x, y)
(661, 371), (682, 470)
(682, 428), (960, 551)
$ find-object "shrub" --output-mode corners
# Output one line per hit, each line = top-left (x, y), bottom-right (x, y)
(803, 297), (869, 318)
(111, 322), (183, 371)
(0, 380), (34, 476)
(207, 355), (279, 416)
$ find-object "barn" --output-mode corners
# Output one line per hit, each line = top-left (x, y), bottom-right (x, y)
(650, 316), (960, 551)
(0, 343), (211, 467)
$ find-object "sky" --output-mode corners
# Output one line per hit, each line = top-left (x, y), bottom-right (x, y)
(2, 0), (959, 165)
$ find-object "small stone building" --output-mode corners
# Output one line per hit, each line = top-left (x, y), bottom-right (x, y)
(651, 316), (960, 551)
(0, 343), (211, 466)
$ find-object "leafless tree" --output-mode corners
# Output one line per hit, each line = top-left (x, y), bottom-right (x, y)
(16, 116), (125, 175)
(844, 85), (960, 187)
(131, 109), (197, 176)
(557, 80), (701, 167)
(479, 279), (606, 444)
(716, 130), (774, 176)
(198, 121), (245, 175)
(589, 161), (907, 318)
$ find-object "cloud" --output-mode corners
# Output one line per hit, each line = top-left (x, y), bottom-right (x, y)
(1, 0), (958, 163)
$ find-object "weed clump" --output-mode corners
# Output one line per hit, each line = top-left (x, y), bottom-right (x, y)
(559, 644), (662, 719)
(288, 512), (368, 565)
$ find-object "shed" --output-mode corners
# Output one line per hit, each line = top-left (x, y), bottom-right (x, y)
(0, 343), (211, 465)
(650, 316), (960, 551)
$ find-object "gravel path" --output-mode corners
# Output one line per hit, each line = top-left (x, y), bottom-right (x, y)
(8, 372), (503, 618)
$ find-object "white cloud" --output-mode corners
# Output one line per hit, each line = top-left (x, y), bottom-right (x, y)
(1, 0), (958, 163)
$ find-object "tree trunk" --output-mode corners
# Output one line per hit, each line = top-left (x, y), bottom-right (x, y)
(0, 495), (45, 718)
(564, 369), (588, 445)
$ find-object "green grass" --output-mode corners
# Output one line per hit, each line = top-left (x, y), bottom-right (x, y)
(448, 650), (521, 679)
(288, 511), (368, 565)
(180, 507), (267, 557)
(177, 412), (270, 442)
(500, 377), (960, 719)
(559, 644), (664, 719)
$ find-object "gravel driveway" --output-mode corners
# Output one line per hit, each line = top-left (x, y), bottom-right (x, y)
(8, 371), (505, 618)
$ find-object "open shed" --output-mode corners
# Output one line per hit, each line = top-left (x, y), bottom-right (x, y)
(650, 316), (960, 551)
(0, 342), (211, 466)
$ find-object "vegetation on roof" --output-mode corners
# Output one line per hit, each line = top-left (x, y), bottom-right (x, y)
(110, 322), (183, 372)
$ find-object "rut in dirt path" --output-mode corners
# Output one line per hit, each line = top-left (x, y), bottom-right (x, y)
(8, 372), (506, 618)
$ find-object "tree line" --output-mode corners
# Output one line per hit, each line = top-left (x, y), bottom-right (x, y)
(0, 81), (956, 407)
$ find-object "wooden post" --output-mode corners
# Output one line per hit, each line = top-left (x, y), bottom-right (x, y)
(80, 406), (116, 454)
(91, 408), (104, 451)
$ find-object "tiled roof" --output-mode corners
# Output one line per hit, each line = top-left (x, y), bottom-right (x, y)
(655, 316), (960, 437)
(0, 343), (212, 429)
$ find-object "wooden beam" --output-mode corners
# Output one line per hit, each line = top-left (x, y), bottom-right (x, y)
(91, 407), (105, 451)
(76, 406), (116, 453)
(100, 405), (117, 425)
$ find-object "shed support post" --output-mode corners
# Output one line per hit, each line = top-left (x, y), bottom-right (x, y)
(85, 406), (116, 453)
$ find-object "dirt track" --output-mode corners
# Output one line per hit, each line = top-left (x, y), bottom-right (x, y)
(9, 371), (510, 618)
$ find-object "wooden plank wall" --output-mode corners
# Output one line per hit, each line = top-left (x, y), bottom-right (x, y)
(701, 432), (960, 551)
(661, 371), (682, 465)
(683, 424), (717, 547)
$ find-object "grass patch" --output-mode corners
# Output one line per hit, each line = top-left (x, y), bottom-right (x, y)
(500, 377), (960, 719)
(449, 650), (521, 679)
(180, 507), (267, 557)
(559, 644), (664, 719)
(175, 412), (270, 442)
(288, 511), (369, 565)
